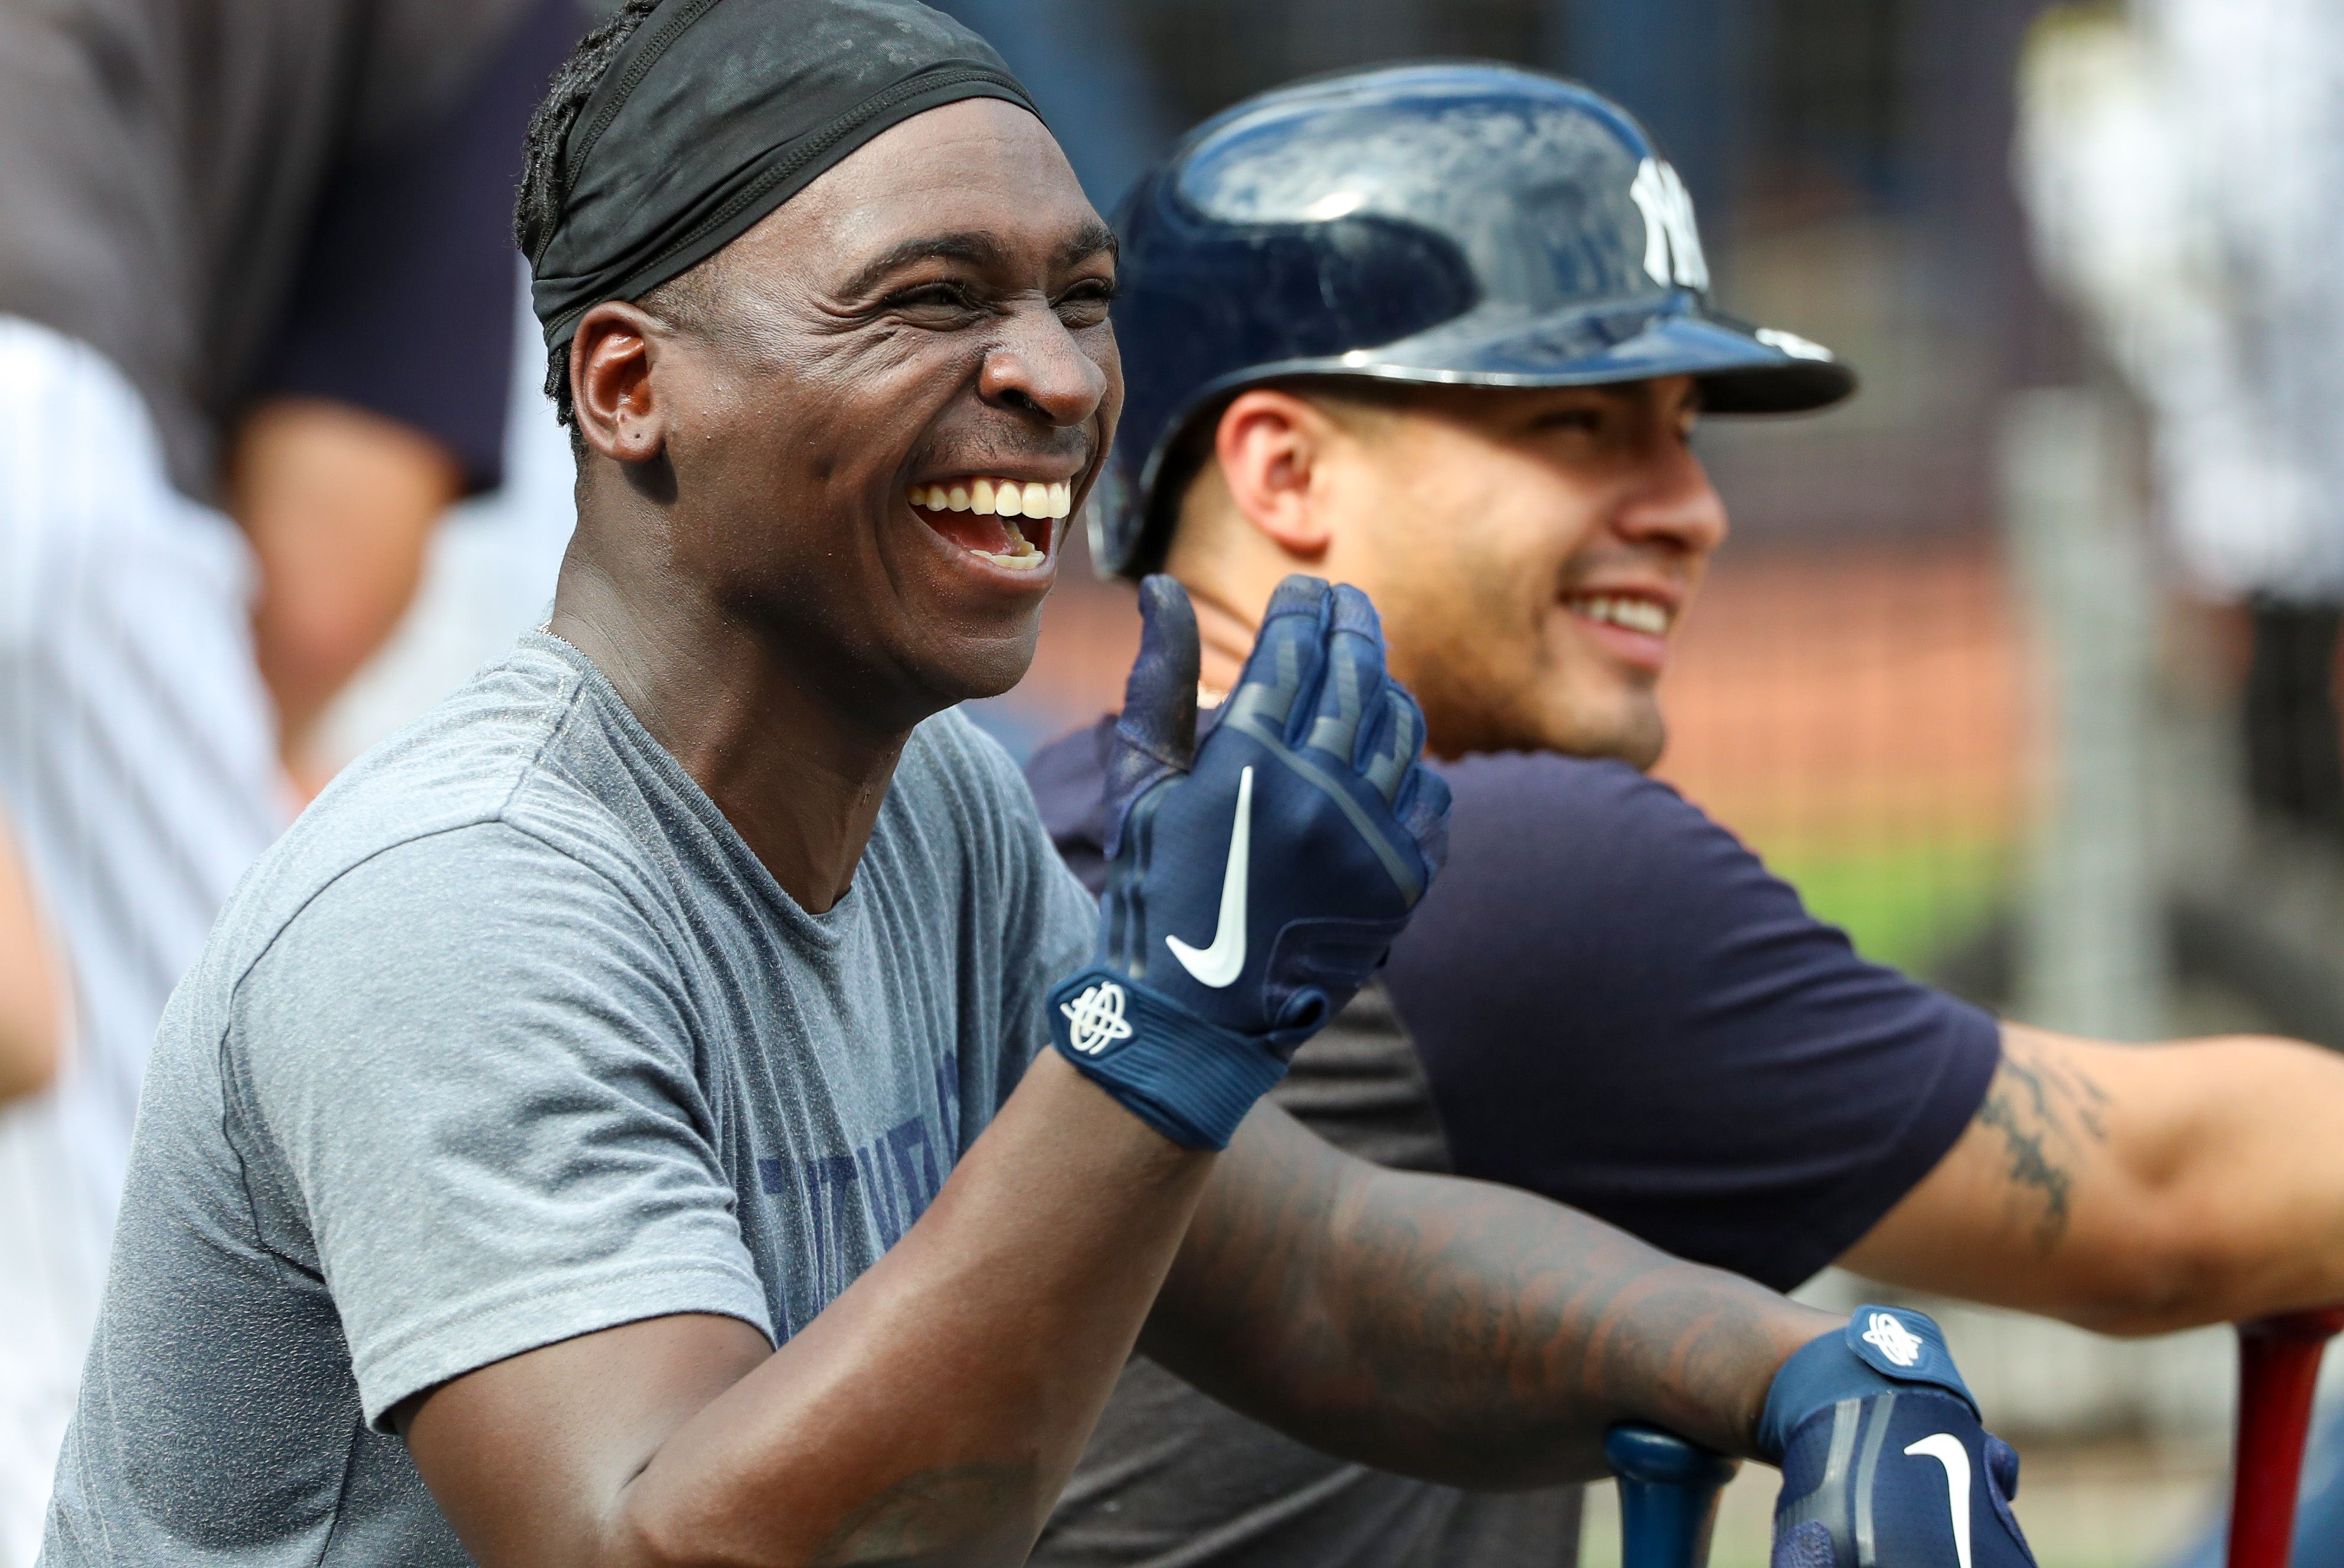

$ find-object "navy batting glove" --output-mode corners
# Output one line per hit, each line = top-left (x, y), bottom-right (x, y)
(1761, 1307), (2036, 1568)
(1050, 574), (1450, 1149)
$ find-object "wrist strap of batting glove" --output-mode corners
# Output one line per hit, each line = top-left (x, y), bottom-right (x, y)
(1048, 967), (1289, 1150)
(1757, 1305), (1980, 1462)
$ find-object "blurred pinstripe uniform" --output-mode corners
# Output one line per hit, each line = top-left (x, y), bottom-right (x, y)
(0, 322), (282, 1567)
(0, 3), (547, 1559)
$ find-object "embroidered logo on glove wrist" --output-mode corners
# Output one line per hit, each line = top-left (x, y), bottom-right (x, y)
(1862, 1310), (1926, 1369)
(1060, 980), (1135, 1056)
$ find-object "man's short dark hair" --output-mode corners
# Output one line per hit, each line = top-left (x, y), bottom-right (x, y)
(516, 0), (717, 433)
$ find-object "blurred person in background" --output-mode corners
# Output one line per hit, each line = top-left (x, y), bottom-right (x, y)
(0, 801), (62, 1540)
(2019, 8), (2344, 1564)
(228, 0), (585, 791)
(2018, 0), (2344, 846)
(0, 805), (60, 1109)
(0, 0), (577, 1558)
(1026, 66), (2344, 1568)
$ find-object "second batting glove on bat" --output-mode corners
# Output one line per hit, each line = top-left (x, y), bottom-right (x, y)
(1761, 1305), (2038, 1568)
(1050, 575), (1451, 1149)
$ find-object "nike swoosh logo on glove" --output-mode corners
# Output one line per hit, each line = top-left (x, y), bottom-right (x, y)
(1166, 766), (1252, 987)
(1905, 1433), (1973, 1568)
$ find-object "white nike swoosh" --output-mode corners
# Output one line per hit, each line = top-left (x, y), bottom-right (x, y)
(1904, 1433), (1973, 1568)
(1166, 766), (1253, 988)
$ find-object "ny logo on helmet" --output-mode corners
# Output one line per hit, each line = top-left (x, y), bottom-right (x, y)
(1629, 158), (1709, 293)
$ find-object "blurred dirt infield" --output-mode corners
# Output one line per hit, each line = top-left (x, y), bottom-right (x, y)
(990, 540), (2031, 972)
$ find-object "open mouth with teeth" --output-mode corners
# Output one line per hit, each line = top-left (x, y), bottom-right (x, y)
(908, 477), (1073, 571)
(1566, 593), (1673, 637)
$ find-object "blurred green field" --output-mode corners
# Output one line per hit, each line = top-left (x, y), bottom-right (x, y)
(1764, 834), (2015, 977)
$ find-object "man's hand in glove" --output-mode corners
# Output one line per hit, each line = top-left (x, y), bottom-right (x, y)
(1050, 574), (1450, 1149)
(1764, 1306), (2039, 1567)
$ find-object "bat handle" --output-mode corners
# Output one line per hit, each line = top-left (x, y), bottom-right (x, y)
(2228, 1308), (2344, 1568)
(1606, 1423), (1740, 1568)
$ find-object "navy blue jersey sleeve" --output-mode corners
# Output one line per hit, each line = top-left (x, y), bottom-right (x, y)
(1024, 721), (1999, 1292)
(255, 0), (580, 493)
(1379, 752), (1999, 1292)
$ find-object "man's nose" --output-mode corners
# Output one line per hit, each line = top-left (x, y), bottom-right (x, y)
(1614, 436), (1729, 556)
(978, 308), (1111, 428)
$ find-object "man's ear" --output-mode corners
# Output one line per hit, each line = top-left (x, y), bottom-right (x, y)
(570, 301), (671, 466)
(1213, 389), (1339, 559)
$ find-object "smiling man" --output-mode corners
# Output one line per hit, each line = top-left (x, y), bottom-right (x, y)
(1026, 65), (2344, 1568)
(42, 12), (2041, 1568)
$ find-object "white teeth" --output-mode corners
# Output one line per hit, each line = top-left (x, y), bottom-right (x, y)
(904, 480), (1078, 515)
(910, 479), (1068, 569)
(1574, 595), (1670, 635)
(910, 477), (1077, 519)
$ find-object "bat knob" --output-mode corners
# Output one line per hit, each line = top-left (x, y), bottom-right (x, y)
(1607, 1424), (1740, 1568)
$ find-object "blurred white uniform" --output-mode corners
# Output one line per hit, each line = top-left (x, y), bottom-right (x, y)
(2018, 0), (2344, 599)
(0, 319), (282, 1567)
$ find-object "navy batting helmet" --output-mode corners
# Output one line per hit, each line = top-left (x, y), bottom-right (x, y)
(1093, 62), (1857, 578)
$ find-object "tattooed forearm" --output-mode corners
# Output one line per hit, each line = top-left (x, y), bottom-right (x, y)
(1145, 1104), (1838, 1485)
(1977, 1036), (2113, 1249)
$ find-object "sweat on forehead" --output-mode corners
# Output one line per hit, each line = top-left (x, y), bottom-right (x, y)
(525, 0), (1041, 355)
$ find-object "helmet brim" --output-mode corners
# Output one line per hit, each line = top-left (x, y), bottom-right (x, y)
(1208, 298), (1856, 415)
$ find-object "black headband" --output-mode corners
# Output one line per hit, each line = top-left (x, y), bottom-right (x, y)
(529, 0), (1041, 350)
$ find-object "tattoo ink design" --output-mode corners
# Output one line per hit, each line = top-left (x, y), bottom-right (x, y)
(1978, 1040), (2111, 1249)
(1150, 1110), (1836, 1478)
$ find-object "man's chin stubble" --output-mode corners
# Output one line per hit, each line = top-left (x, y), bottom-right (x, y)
(1552, 679), (1668, 769)
(1602, 714), (1667, 771)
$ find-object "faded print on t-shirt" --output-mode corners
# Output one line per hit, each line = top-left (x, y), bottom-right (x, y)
(760, 1053), (965, 1309)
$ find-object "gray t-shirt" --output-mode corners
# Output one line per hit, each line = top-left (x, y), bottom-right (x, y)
(40, 633), (1096, 1565)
